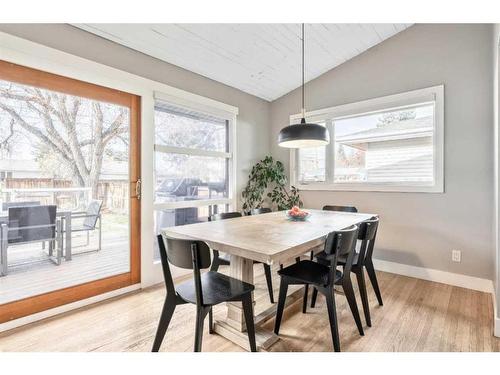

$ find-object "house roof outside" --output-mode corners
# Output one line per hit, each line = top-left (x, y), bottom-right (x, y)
(336, 116), (433, 146)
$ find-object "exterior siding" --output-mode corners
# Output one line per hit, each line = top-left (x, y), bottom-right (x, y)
(366, 136), (433, 182)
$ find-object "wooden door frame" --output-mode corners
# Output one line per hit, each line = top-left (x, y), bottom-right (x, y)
(0, 60), (141, 323)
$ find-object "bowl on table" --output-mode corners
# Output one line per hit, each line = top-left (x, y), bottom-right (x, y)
(286, 207), (310, 221)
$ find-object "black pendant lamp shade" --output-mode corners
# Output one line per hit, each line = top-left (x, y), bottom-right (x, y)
(277, 118), (330, 148)
(278, 24), (330, 148)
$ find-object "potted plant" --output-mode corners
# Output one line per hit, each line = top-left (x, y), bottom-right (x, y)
(241, 156), (302, 213)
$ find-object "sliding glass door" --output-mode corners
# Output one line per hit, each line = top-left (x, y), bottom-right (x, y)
(0, 60), (141, 323)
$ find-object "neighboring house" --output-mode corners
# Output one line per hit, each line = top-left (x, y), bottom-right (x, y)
(336, 116), (434, 183)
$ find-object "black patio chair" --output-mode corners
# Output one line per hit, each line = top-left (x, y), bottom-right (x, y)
(2, 201), (41, 211)
(209, 212), (275, 304)
(152, 234), (256, 352)
(0, 205), (60, 276)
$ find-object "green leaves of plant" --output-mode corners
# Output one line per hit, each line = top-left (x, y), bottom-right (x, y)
(241, 156), (302, 212)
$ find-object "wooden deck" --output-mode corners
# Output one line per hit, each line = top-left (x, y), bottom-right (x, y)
(0, 233), (129, 305)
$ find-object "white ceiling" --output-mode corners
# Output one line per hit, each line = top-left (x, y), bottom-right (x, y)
(74, 23), (412, 102)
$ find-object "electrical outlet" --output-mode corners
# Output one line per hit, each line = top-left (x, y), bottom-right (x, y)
(452, 250), (461, 262)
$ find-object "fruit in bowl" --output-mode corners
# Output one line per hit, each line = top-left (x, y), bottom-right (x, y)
(286, 206), (310, 221)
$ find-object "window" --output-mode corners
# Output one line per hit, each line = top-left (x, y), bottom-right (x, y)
(153, 98), (236, 260)
(291, 86), (444, 193)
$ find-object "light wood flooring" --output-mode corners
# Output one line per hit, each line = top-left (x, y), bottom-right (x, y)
(0, 265), (499, 352)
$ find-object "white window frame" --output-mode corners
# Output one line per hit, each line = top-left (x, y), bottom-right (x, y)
(290, 85), (444, 193)
(152, 91), (237, 212)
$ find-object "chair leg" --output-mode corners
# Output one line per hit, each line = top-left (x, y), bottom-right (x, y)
(302, 284), (309, 313)
(311, 287), (318, 308)
(325, 288), (341, 352)
(208, 307), (214, 334)
(210, 250), (221, 272)
(342, 279), (364, 336)
(355, 269), (371, 327)
(242, 294), (257, 352)
(365, 261), (383, 306)
(152, 297), (176, 352)
(274, 279), (289, 334)
(48, 241), (53, 256)
(263, 264), (274, 303)
(194, 306), (205, 352)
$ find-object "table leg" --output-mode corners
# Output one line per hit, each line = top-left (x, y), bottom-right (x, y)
(65, 212), (72, 261)
(213, 254), (282, 351)
(1, 224), (8, 276)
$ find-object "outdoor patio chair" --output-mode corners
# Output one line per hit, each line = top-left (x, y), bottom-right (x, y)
(2, 201), (41, 211)
(0, 205), (61, 276)
(66, 199), (103, 255)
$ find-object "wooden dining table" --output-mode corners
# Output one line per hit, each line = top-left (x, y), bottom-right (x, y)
(162, 208), (376, 351)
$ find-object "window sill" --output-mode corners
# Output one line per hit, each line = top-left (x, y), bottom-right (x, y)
(294, 183), (444, 193)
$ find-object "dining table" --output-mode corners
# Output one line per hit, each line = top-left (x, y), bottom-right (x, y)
(162, 208), (376, 351)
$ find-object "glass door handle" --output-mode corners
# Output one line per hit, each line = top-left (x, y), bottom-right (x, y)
(134, 178), (141, 200)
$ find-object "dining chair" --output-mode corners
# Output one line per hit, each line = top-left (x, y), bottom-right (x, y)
(250, 207), (272, 215)
(322, 205), (358, 213)
(312, 217), (380, 327)
(209, 211), (275, 304)
(152, 234), (257, 352)
(274, 225), (362, 352)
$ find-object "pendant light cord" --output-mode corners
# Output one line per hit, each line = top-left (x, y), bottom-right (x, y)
(301, 23), (305, 121)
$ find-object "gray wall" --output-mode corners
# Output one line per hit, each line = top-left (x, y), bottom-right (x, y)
(270, 24), (495, 279)
(1, 23), (496, 281)
(0, 23), (271, 199)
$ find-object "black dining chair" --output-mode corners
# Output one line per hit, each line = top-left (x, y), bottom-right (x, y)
(209, 212), (275, 304)
(322, 205), (358, 213)
(312, 217), (382, 326)
(250, 207), (272, 215)
(274, 225), (361, 352)
(152, 234), (257, 352)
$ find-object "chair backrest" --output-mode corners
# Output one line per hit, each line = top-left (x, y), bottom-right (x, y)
(322, 205), (358, 213)
(358, 217), (379, 265)
(83, 200), (103, 229)
(209, 211), (242, 221)
(323, 225), (359, 276)
(250, 207), (272, 215)
(157, 234), (211, 305)
(7, 205), (56, 244)
(2, 201), (40, 211)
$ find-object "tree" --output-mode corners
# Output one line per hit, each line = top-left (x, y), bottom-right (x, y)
(0, 81), (128, 198)
(376, 110), (416, 128)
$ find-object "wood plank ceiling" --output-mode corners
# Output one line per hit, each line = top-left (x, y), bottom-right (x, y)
(74, 24), (412, 101)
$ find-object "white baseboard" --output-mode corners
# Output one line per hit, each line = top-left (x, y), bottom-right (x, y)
(0, 284), (141, 334)
(373, 258), (494, 293)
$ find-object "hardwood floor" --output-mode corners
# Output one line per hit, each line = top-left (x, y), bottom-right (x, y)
(0, 267), (498, 352)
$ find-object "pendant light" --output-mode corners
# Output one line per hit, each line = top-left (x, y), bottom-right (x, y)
(277, 24), (330, 148)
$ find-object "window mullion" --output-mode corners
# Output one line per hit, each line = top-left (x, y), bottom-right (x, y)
(326, 119), (335, 184)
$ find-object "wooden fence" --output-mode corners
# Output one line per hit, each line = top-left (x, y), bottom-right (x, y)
(1, 178), (129, 213)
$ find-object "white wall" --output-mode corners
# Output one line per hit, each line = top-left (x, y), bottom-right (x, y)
(0, 23), (271, 201)
(493, 23), (500, 333)
(271, 24), (495, 280)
